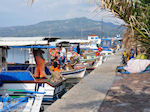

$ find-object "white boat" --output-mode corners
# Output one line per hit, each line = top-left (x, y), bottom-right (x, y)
(0, 86), (45, 112)
(61, 67), (86, 79)
(80, 56), (103, 70)
(0, 70), (66, 103)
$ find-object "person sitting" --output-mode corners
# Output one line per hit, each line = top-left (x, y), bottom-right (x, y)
(122, 51), (127, 65)
(67, 48), (73, 62)
(136, 49), (147, 59)
(49, 48), (57, 60)
(51, 57), (61, 72)
(122, 49), (135, 65)
(69, 55), (79, 69)
(49, 57), (64, 83)
(129, 48), (135, 59)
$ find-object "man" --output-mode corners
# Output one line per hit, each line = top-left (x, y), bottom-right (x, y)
(77, 44), (80, 54)
(59, 46), (66, 69)
(33, 48), (47, 79)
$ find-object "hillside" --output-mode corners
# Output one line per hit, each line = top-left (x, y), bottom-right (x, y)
(0, 17), (124, 38)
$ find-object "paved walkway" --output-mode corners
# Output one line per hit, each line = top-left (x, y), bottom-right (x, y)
(46, 51), (122, 112)
(99, 73), (150, 112)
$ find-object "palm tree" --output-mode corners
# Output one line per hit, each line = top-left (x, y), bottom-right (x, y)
(28, 0), (34, 5)
(97, 0), (150, 54)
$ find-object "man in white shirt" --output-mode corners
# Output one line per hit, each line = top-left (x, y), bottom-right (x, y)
(60, 47), (66, 58)
(59, 47), (66, 69)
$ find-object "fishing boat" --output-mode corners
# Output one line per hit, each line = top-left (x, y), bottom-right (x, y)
(0, 86), (45, 112)
(61, 66), (86, 79)
(49, 41), (86, 79)
(100, 38), (114, 62)
(101, 38), (122, 55)
(0, 37), (66, 104)
(79, 48), (103, 71)
(100, 38), (122, 62)
(80, 56), (103, 70)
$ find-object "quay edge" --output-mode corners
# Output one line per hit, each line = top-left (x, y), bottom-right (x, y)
(45, 51), (122, 112)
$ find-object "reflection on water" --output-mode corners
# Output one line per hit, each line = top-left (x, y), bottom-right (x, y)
(64, 71), (89, 90)
(65, 78), (82, 90)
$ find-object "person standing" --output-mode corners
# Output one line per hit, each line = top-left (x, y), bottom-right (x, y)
(33, 48), (47, 79)
(59, 46), (66, 69)
(77, 44), (80, 54)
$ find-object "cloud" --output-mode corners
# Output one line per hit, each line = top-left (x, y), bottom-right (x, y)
(0, 0), (124, 27)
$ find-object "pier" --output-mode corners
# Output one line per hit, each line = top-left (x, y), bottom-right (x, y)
(45, 51), (122, 112)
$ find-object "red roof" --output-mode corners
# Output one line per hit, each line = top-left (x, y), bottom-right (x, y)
(88, 34), (97, 36)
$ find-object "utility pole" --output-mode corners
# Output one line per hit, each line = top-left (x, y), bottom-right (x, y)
(101, 17), (104, 38)
(49, 31), (51, 38)
(0, 48), (2, 69)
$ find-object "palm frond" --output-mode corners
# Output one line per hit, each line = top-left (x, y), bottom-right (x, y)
(96, 0), (150, 53)
(28, 0), (34, 5)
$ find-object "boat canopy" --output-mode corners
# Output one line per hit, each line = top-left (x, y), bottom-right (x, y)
(56, 41), (71, 47)
(0, 40), (48, 46)
(9, 45), (56, 49)
(0, 37), (59, 47)
(56, 39), (90, 44)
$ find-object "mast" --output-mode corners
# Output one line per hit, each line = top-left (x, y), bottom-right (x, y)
(101, 18), (104, 38)
(0, 48), (2, 70)
(0, 47), (7, 71)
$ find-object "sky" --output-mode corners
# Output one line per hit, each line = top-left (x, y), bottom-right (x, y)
(0, 0), (124, 27)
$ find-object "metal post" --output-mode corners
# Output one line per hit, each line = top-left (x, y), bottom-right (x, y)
(0, 48), (2, 70)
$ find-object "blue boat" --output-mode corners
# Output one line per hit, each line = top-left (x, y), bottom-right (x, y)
(0, 38), (66, 105)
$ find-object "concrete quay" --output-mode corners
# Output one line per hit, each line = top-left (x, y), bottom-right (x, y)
(46, 51), (122, 112)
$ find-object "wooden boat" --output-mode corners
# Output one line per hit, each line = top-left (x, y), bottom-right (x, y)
(27, 64), (86, 79)
(0, 38), (66, 104)
(83, 51), (97, 56)
(61, 66), (86, 79)
(0, 86), (45, 112)
(80, 49), (103, 71)
(0, 70), (66, 103)
(0, 37), (87, 106)
(80, 56), (103, 70)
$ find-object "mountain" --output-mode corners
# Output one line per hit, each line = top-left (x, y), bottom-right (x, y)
(0, 17), (124, 38)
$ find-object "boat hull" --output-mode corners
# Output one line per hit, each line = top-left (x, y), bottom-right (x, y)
(0, 81), (66, 103)
(61, 67), (86, 79)
(82, 56), (103, 70)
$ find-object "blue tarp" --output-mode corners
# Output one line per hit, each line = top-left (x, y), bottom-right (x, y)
(0, 71), (34, 81)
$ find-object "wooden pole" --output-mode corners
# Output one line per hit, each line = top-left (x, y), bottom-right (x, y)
(0, 48), (2, 71)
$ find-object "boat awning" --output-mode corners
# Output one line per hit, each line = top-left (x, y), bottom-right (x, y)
(9, 45), (56, 49)
(0, 37), (59, 47)
(0, 40), (48, 46)
(56, 39), (90, 44)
